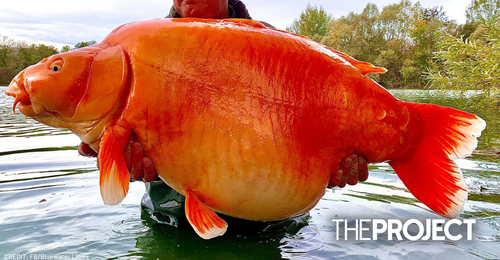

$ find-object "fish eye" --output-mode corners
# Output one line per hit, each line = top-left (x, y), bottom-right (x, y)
(49, 59), (64, 72)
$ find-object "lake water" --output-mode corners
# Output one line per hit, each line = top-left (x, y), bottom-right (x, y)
(0, 87), (499, 259)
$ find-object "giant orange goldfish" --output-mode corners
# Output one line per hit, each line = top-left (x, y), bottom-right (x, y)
(6, 19), (486, 239)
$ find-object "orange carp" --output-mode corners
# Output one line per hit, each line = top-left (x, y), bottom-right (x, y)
(6, 19), (486, 239)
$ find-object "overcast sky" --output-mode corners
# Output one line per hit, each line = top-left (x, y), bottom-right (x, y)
(1, 0), (472, 50)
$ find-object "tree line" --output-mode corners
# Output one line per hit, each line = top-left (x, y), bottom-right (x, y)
(287, 0), (499, 97)
(0, 39), (96, 85)
(1, 0), (498, 101)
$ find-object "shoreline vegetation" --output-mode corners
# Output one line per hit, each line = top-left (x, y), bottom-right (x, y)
(286, 0), (499, 109)
(0, 0), (498, 108)
(0, 40), (95, 85)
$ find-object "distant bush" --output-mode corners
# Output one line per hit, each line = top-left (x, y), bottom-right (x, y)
(426, 0), (499, 109)
(0, 37), (97, 85)
(286, 0), (488, 89)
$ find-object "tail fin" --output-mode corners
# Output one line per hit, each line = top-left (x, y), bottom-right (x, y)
(389, 103), (486, 218)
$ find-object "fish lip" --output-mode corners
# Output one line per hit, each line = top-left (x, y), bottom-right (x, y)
(6, 77), (35, 115)
(5, 80), (20, 100)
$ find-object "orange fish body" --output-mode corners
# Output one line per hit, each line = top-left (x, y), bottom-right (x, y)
(6, 19), (486, 239)
(115, 19), (415, 219)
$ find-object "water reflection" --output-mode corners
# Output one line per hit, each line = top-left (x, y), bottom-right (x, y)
(128, 211), (289, 260)
(0, 87), (499, 259)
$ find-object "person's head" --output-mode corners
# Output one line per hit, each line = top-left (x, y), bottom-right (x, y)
(173, 0), (229, 19)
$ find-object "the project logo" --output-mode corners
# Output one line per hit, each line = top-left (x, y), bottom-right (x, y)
(331, 219), (476, 241)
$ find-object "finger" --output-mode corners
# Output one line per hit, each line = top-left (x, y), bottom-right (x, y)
(78, 142), (97, 157)
(358, 156), (369, 182)
(339, 156), (352, 176)
(125, 132), (137, 177)
(77, 143), (87, 156)
(347, 154), (358, 185)
(124, 142), (132, 171)
(129, 141), (144, 180)
(142, 157), (157, 182)
(328, 169), (343, 188)
(338, 173), (348, 188)
(337, 156), (352, 188)
(338, 167), (349, 188)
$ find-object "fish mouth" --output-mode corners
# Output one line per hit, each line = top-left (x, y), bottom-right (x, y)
(5, 77), (33, 115)
(5, 73), (101, 135)
(5, 74), (47, 118)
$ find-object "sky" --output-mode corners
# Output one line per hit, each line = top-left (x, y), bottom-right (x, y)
(0, 0), (473, 50)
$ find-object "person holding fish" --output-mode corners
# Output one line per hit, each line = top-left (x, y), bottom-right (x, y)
(77, 0), (369, 228)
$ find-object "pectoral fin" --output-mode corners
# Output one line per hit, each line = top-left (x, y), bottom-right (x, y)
(99, 126), (131, 205)
(185, 190), (227, 239)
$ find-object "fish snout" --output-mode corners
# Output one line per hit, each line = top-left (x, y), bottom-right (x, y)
(6, 71), (31, 113)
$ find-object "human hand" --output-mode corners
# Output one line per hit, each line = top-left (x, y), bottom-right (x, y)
(77, 132), (157, 182)
(78, 142), (98, 157)
(123, 132), (157, 182)
(328, 154), (369, 188)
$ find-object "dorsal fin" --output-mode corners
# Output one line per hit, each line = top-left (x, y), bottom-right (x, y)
(327, 47), (387, 75)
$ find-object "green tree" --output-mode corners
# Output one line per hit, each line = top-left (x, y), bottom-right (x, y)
(458, 22), (479, 40)
(287, 0), (495, 89)
(378, 0), (414, 43)
(327, 0), (425, 87)
(61, 45), (72, 53)
(427, 7), (500, 109)
(0, 36), (59, 85)
(0, 36), (16, 84)
(409, 6), (455, 86)
(326, 0), (460, 88)
(16, 44), (58, 69)
(286, 4), (333, 40)
(0, 36), (15, 67)
(466, 0), (500, 23)
(0, 36), (29, 84)
(328, 3), (384, 63)
(376, 0), (417, 86)
(74, 40), (97, 49)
